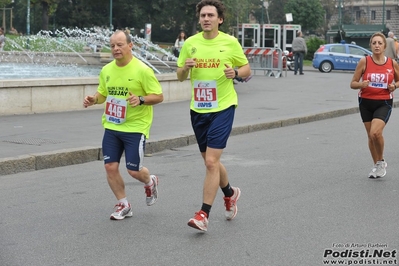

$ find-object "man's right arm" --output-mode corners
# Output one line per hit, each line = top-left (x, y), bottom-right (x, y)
(177, 58), (196, 82)
(176, 67), (190, 82)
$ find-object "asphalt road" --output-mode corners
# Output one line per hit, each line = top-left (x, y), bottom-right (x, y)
(1, 112), (398, 266)
(0, 67), (368, 175)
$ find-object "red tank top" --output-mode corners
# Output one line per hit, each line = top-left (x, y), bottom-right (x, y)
(359, 56), (394, 100)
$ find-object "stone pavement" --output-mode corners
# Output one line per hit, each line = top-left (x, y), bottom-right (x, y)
(1, 67), (397, 175)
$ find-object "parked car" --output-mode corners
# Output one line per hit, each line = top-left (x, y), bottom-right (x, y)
(312, 42), (372, 73)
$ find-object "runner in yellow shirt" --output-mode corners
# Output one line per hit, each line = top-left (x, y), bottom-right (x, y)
(177, 0), (251, 232)
(83, 30), (164, 220)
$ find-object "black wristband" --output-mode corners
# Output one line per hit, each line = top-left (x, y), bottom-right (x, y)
(234, 69), (238, 78)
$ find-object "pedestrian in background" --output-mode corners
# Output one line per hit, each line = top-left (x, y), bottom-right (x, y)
(291, 31), (307, 75)
(176, 0), (251, 232)
(350, 32), (399, 178)
(384, 31), (397, 60)
(173, 31), (187, 57)
(394, 36), (399, 59)
(83, 30), (164, 220)
(0, 28), (6, 51)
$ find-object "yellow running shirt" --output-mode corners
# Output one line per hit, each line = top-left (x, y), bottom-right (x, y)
(97, 57), (162, 138)
(177, 31), (248, 113)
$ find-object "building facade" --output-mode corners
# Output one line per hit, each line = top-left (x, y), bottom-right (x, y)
(330, 0), (399, 35)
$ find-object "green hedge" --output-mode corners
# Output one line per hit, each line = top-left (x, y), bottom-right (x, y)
(305, 37), (325, 61)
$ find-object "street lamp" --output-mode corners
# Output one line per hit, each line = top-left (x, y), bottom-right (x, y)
(2, 5), (5, 31)
(10, 0), (13, 30)
(382, 0), (386, 27)
(109, 0), (113, 31)
(26, 0), (30, 49)
(335, 0), (344, 41)
(26, 0), (30, 35)
(235, 0), (239, 38)
(264, 1), (270, 24)
(260, 0), (264, 24)
(335, 0), (343, 30)
(260, 1), (269, 24)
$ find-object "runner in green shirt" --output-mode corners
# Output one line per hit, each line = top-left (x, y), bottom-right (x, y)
(84, 30), (163, 220)
(177, 0), (251, 232)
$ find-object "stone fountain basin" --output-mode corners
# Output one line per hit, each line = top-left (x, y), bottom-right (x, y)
(0, 52), (185, 116)
(0, 51), (177, 76)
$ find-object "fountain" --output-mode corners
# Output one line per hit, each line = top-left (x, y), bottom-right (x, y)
(0, 27), (178, 79)
(0, 27), (189, 116)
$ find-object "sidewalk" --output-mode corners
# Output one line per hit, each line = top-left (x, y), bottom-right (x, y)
(0, 67), (393, 175)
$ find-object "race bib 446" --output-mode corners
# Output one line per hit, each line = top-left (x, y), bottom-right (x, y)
(105, 96), (127, 124)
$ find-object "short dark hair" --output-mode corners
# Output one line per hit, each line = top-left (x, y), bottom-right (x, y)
(196, 0), (225, 26)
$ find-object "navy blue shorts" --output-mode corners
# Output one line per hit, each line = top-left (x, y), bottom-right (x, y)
(190, 105), (235, 152)
(102, 129), (145, 171)
(358, 97), (393, 124)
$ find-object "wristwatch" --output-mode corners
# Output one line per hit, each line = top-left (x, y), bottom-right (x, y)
(139, 96), (145, 105)
(234, 69), (238, 78)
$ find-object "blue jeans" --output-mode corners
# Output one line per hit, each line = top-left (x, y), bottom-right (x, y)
(294, 52), (304, 74)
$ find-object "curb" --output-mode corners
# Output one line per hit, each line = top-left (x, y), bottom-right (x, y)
(0, 106), (361, 176)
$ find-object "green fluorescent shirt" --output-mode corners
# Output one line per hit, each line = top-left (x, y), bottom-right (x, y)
(177, 31), (248, 113)
(98, 57), (162, 138)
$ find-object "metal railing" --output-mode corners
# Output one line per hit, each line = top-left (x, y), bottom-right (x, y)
(243, 47), (287, 78)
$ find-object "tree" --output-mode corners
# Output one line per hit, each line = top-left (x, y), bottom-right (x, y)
(284, 0), (324, 32)
(149, 0), (198, 41)
(0, 0), (13, 31)
(0, 0), (12, 6)
(319, 0), (337, 35)
(268, 0), (290, 24)
(30, 0), (59, 31)
(222, 0), (253, 35)
(8, 0), (333, 43)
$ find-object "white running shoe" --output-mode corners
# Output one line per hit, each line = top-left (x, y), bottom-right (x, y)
(144, 175), (158, 206)
(110, 202), (133, 220)
(187, 210), (208, 232)
(223, 187), (241, 220)
(368, 160), (387, 179)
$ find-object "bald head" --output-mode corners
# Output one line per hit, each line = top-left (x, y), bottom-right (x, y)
(111, 30), (132, 44)
(110, 30), (134, 66)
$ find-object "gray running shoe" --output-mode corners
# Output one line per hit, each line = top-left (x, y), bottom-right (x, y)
(110, 202), (133, 220)
(145, 175), (158, 206)
(368, 160), (387, 179)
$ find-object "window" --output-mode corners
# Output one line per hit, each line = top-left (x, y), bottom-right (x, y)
(330, 45), (346, 54)
(387, 10), (391, 20)
(349, 46), (367, 56)
(371, 10), (376, 20)
(356, 10), (361, 20)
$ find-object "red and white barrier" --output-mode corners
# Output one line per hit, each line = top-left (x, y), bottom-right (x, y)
(243, 47), (286, 78)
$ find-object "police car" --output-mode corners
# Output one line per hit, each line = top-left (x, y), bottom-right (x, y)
(312, 42), (372, 73)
